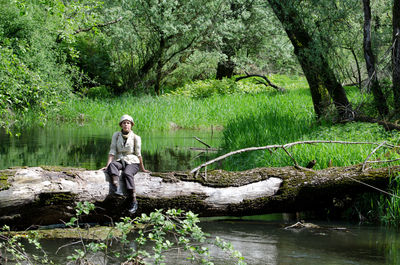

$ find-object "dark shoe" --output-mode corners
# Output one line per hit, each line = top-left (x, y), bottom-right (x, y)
(115, 190), (124, 196)
(110, 184), (118, 194)
(128, 201), (138, 214)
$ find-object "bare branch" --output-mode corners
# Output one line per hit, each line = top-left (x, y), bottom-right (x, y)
(282, 146), (298, 166)
(235, 74), (285, 92)
(344, 175), (400, 199)
(190, 140), (396, 174)
(193, 137), (211, 148)
(163, 36), (197, 65)
(362, 141), (386, 171)
(366, 158), (400, 164)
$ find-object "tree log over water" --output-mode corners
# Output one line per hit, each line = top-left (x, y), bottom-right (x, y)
(0, 165), (397, 229)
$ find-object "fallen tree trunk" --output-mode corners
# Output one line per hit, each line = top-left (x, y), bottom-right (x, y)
(0, 165), (397, 229)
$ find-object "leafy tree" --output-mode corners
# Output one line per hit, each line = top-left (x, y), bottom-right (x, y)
(393, 0), (400, 115)
(105, 0), (221, 95)
(267, 0), (351, 119)
(213, 0), (298, 79)
(363, 0), (389, 116)
(0, 0), (104, 131)
(215, 0), (261, 79)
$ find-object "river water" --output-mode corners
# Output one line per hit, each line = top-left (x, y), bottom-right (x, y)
(23, 219), (400, 264)
(1, 125), (400, 264)
(0, 125), (221, 171)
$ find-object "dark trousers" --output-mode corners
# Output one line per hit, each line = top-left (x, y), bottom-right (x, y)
(107, 161), (140, 191)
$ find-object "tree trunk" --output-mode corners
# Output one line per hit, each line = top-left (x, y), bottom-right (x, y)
(216, 42), (236, 80)
(267, 0), (351, 119)
(362, 0), (389, 117)
(154, 38), (166, 95)
(0, 165), (396, 229)
(393, 0), (400, 114)
(216, 57), (235, 79)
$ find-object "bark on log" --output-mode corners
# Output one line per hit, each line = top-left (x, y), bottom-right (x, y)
(0, 165), (397, 229)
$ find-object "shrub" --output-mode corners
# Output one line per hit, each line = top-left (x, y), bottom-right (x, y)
(0, 203), (246, 265)
(170, 78), (271, 98)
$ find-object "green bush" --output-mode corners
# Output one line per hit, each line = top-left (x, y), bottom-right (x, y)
(170, 77), (272, 98)
(0, 1), (73, 130)
(85, 85), (112, 99)
(0, 203), (246, 264)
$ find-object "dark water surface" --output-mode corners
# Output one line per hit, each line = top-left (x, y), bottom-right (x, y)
(199, 220), (399, 265)
(1, 125), (400, 264)
(25, 219), (400, 265)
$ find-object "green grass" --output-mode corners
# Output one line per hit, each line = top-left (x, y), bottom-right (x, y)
(14, 74), (400, 225)
(222, 113), (400, 170)
(40, 77), (307, 132)
(21, 74), (400, 172)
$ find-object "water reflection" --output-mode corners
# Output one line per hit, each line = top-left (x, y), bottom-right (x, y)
(24, 220), (400, 265)
(199, 221), (396, 265)
(0, 125), (221, 172)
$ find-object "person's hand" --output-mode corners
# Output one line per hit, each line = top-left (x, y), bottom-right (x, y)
(142, 169), (150, 173)
(100, 167), (107, 171)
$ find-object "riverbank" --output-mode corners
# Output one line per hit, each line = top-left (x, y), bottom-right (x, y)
(4, 75), (400, 226)
(15, 76), (400, 171)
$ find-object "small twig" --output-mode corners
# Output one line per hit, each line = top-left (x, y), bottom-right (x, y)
(282, 147), (298, 166)
(344, 175), (400, 199)
(56, 240), (82, 254)
(366, 158), (400, 164)
(362, 141), (386, 171)
(193, 137), (211, 148)
(190, 151), (206, 161)
(194, 167), (200, 179)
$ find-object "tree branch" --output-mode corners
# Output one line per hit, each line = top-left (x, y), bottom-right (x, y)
(235, 74), (285, 92)
(56, 17), (123, 43)
(73, 17), (123, 35)
(190, 140), (396, 174)
(163, 36), (197, 65)
(362, 141), (386, 171)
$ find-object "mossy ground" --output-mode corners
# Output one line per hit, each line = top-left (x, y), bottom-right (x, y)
(4, 226), (123, 241)
(0, 169), (15, 190)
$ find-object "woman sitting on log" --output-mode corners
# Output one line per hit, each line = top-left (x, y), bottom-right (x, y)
(103, 114), (149, 214)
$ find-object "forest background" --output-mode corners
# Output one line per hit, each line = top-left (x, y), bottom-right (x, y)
(2, 0), (400, 225)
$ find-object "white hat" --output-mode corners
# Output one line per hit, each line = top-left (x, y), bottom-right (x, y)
(119, 114), (134, 126)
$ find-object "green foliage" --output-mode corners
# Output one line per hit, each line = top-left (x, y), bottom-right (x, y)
(0, 203), (246, 264)
(376, 175), (400, 227)
(352, 174), (400, 227)
(163, 50), (222, 89)
(214, 0), (300, 75)
(170, 77), (275, 98)
(0, 0), (106, 133)
(84, 85), (113, 99)
(49, 83), (295, 131)
(0, 225), (51, 264)
(98, 0), (221, 93)
(219, 81), (400, 170)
